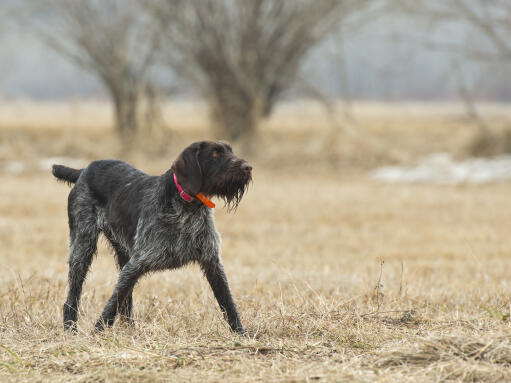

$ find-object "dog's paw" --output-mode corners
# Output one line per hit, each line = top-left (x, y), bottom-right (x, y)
(94, 320), (105, 332)
(118, 315), (135, 327)
(63, 320), (78, 333)
(236, 327), (248, 337)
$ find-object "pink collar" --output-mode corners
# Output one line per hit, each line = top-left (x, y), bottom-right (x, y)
(173, 173), (216, 208)
(173, 173), (194, 202)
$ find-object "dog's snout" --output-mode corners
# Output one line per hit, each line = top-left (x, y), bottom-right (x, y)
(241, 162), (252, 173)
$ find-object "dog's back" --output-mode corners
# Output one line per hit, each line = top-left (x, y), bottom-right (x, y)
(81, 160), (152, 206)
(53, 159), (156, 205)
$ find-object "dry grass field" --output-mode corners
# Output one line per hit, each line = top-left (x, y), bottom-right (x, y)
(1, 101), (511, 382)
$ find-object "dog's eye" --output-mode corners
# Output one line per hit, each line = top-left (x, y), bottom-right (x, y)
(213, 146), (226, 158)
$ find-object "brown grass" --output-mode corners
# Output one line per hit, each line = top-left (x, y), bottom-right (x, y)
(1, 101), (511, 382)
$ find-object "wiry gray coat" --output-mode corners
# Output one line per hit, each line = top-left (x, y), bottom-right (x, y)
(53, 141), (252, 334)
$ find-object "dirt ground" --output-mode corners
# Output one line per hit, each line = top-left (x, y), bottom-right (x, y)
(1, 101), (510, 382)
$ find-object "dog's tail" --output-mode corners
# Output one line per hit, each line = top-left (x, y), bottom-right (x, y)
(52, 164), (83, 185)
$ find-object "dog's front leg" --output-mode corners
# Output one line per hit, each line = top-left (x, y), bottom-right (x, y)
(201, 260), (245, 335)
(95, 260), (143, 331)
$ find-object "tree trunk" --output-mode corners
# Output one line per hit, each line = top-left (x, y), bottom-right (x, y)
(209, 92), (264, 153)
(112, 88), (139, 149)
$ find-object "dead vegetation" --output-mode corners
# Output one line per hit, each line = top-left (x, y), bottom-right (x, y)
(374, 334), (511, 382)
(1, 101), (511, 382)
(467, 129), (511, 157)
(377, 335), (511, 367)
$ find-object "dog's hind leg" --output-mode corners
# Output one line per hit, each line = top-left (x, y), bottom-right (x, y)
(63, 189), (99, 332)
(201, 260), (245, 335)
(104, 235), (134, 325)
(118, 285), (134, 325)
(94, 259), (143, 331)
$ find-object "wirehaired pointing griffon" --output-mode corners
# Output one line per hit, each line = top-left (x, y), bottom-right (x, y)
(52, 141), (252, 334)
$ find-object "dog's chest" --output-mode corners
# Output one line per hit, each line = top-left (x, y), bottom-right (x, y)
(135, 204), (221, 266)
(172, 207), (221, 260)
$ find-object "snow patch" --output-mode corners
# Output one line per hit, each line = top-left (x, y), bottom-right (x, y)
(370, 153), (511, 184)
(36, 157), (86, 171)
(1, 157), (87, 174)
(2, 161), (25, 174)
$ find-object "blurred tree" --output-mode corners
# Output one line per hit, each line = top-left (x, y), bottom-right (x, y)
(148, 0), (373, 146)
(20, 0), (159, 147)
(395, 0), (511, 61)
(394, 0), (511, 155)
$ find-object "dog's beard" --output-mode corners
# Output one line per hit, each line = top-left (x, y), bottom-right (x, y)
(210, 172), (252, 212)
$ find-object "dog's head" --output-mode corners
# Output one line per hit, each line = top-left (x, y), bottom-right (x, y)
(171, 141), (252, 210)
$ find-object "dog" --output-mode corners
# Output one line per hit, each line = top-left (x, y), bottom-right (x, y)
(52, 141), (252, 334)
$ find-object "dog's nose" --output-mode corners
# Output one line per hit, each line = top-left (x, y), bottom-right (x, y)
(241, 162), (252, 173)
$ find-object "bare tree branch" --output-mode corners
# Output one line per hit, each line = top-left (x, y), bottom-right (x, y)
(147, 0), (375, 144)
(394, 0), (511, 61)
(17, 0), (160, 146)
(391, 0), (511, 144)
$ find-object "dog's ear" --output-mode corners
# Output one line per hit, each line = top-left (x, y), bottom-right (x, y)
(172, 142), (203, 195)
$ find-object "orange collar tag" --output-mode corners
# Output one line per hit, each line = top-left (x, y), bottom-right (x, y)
(196, 193), (215, 208)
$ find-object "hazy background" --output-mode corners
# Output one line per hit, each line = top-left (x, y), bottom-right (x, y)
(1, 3), (510, 102)
(1, 0), (510, 170)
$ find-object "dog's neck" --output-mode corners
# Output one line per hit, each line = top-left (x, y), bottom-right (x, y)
(173, 173), (194, 203)
(172, 172), (215, 209)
